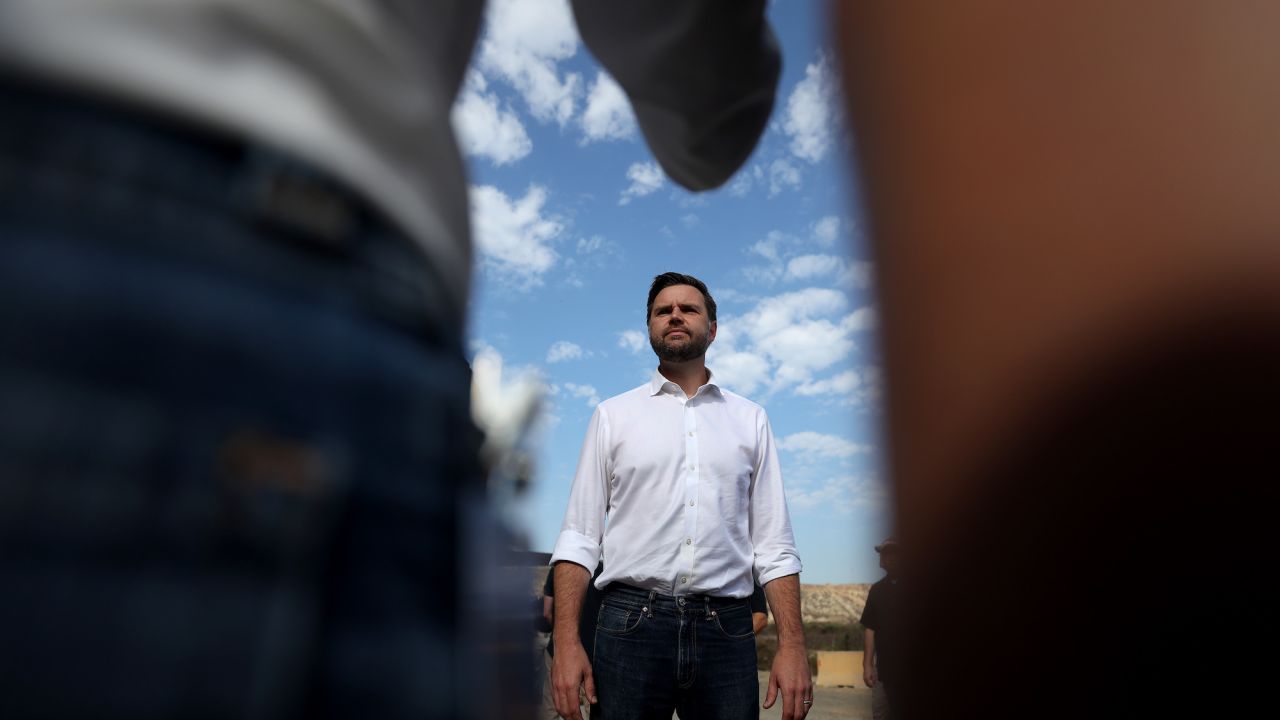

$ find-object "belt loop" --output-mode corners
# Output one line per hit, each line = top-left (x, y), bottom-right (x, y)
(646, 590), (656, 618)
(704, 596), (712, 619)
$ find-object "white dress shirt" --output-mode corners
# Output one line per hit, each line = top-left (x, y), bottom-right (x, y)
(551, 370), (802, 598)
(0, 1), (780, 327)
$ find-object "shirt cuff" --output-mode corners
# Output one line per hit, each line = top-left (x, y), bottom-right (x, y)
(550, 529), (601, 574)
(756, 557), (803, 587)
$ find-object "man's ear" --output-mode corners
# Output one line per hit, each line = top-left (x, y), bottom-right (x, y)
(709, 321), (717, 344)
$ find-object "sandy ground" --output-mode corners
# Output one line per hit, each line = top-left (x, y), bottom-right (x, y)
(757, 672), (870, 720)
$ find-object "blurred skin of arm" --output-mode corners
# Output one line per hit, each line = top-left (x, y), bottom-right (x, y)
(550, 561), (594, 720)
(762, 574), (813, 719)
(752, 611), (768, 635)
(863, 628), (878, 688)
(543, 595), (554, 628)
(835, 0), (1280, 550)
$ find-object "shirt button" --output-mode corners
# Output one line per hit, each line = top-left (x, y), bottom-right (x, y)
(689, 500), (695, 506)
(681, 577), (688, 584)
(688, 431), (694, 436)
(686, 538), (692, 545)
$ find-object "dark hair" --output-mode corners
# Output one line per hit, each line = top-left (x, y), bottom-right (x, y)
(646, 272), (717, 323)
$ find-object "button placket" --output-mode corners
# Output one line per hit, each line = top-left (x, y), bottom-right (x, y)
(678, 401), (699, 590)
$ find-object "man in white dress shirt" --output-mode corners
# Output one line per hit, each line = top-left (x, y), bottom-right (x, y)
(549, 272), (813, 720)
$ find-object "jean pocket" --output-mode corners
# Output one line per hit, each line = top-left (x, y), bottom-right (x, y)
(712, 604), (755, 639)
(0, 368), (346, 715)
(596, 601), (646, 636)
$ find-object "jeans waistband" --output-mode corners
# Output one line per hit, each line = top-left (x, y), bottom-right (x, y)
(0, 73), (450, 346)
(601, 582), (749, 612)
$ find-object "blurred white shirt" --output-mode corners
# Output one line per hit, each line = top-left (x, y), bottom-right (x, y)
(0, 0), (779, 326)
(551, 371), (802, 598)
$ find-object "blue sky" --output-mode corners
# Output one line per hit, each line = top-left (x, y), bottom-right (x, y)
(454, 0), (887, 584)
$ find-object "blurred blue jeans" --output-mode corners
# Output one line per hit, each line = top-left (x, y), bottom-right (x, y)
(592, 584), (759, 720)
(0, 79), (479, 719)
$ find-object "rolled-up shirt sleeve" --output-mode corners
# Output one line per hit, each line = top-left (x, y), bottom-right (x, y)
(550, 405), (612, 573)
(749, 411), (803, 585)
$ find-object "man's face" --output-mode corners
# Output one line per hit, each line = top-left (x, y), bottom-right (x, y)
(879, 547), (901, 576)
(648, 284), (717, 362)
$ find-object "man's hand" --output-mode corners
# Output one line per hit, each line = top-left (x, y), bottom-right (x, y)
(550, 640), (595, 720)
(762, 574), (812, 719)
(863, 664), (878, 688)
(763, 643), (813, 720)
(550, 562), (595, 719)
(543, 595), (555, 627)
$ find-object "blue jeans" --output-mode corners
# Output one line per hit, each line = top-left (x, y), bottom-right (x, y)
(0, 78), (479, 719)
(592, 584), (759, 720)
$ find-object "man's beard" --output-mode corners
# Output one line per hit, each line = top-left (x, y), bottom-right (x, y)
(650, 328), (711, 362)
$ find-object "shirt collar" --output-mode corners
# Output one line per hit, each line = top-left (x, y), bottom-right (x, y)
(649, 368), (723, 398)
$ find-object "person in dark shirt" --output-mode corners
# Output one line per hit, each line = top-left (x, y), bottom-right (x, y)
(860, 538), (902, 720)
(750, 584), (769, 634)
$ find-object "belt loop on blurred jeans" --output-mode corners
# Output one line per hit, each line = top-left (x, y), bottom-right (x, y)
(235, 149), (360, 252)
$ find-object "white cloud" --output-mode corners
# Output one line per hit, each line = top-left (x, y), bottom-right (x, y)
(451, 70), (533, 165)
(742, 288), (847, 338)
(779, 431), (871, 460)
(813, 216), (841, 245)
(581, 71), (637, 142)
(619, 161), (665, 205)
(743, 229), (871, 290)
(860, 365), (885, 408)
(477, 0), (582, 125)
(546, 340), (585, 363)
(839, 261), (875, 290)
(768, 158), (801, 196)
(787, 474), (884, 513)
(577, 235), (604, 253)
(785, 254), (843, 281)
(795, 363), (882, 409)
(766, 321), (854, 387)
(795, 370), (861, 397)
(563, 382), (601, 407)
(707, 350), (771, 397)
(708, 288), (867, 397)
(728, 163), (766, 197)
(783, 55), (838, 163)
(748, 232), (785, 263)
(617, 330), (647, 354)
(470, 184), (562, 289)
(842, 306), (878, 332)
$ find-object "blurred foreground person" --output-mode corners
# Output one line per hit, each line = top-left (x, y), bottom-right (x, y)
(836, 2), (1280, 717)
(0, 1), (780, 718)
